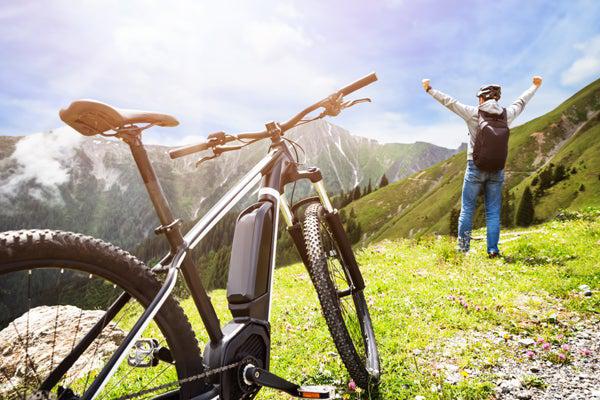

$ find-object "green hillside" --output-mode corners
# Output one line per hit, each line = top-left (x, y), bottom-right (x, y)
(347, 79), (600, 243)
(89, 210), (599, 399)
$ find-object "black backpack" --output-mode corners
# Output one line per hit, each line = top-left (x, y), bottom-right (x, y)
(473, 108), (509, 172)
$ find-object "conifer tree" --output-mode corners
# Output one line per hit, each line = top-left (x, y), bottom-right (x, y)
(516, 186), (535, 226)
(379, 174), (389, 188)
(501, 188), (513, 227)
(352, 185), (361, 201)
(449, 207), (460, 237)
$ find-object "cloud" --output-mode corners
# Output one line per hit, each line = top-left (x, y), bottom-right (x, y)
(0, 127), (82, 202)
(346, 110), (468, 149)
(561, 35), (600, 86)
(0, 1), (338, 140)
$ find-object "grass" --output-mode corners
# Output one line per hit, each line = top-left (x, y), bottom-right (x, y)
(85, 209), (600, 399)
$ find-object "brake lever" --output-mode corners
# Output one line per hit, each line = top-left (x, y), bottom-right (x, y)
(195, 153), (219, 167)
(341, 97), (372, 109)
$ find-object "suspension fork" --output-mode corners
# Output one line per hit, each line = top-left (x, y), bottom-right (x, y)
(281, 168), (365, 291)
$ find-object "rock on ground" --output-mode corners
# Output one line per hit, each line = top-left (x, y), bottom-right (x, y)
(492, 318), (600, 400)
(0, 305), (125, 396)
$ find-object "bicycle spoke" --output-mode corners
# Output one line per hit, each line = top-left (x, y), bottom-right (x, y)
(49, 269), (64, 372)
(79, 299), (134, 395)
(69, 274), (94, 354)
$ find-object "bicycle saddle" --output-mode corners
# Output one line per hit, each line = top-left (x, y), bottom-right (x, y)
(59, 99), (179, 136)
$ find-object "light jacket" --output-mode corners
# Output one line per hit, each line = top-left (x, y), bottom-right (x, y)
(428, 84), (538, 160)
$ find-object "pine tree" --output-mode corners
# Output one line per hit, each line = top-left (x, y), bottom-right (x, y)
(346, 210), (362, 244)
(339, 208), (347, 223)
(352, 186), (361, 201)
(379, 174), (389, 188)
(538, 165), (554, 190)
(366, 179), (373, 195)
(449, 207), (460, 237)
(349, 207), (357, 219)
(501, 188), (513, 227)
(516, 186), (535, 226)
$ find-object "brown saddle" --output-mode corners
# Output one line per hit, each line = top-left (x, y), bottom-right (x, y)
(59, 100), (179, 136)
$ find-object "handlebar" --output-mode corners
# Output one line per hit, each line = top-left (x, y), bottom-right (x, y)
(169, 72), (377, 160)
(168, 141), (213, 159)
(338, 72), (378, 97)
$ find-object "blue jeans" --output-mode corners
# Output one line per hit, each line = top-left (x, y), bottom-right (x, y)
(458, 160), (504, 253)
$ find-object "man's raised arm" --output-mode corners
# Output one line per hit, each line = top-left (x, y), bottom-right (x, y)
(422, 79), (477, 121)
(506, 76), (542, 125)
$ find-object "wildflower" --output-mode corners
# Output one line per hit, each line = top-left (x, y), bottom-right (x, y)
(525, 350), (535, 358)
(542, 342), (551, 351)
(348, 379), (356, 392)
(536, 337), (545, 344)
(557, 352), (566, 361)
(579, 348), (592, 357)
(561, 344), (570, 352)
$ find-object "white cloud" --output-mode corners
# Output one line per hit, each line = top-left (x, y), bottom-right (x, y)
(347, 111), (468, 149)
(561, 35), (600, 86)
(0, 127), (82, 202)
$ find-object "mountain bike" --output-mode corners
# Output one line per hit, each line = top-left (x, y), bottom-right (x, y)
(0, 73), (380, 399)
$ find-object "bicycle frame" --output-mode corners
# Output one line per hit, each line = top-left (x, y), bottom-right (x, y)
(79, 128), (334, 399)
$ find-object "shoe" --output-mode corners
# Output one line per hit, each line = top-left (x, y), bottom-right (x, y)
(488, 251), (500, 258)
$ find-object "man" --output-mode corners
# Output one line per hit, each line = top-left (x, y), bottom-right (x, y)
(422, 76), (542, 256)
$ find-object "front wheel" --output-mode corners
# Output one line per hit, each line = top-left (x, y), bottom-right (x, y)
(302, 203), (380, 389)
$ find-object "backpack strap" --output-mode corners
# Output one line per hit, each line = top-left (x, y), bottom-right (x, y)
(478, 108), (507, 121)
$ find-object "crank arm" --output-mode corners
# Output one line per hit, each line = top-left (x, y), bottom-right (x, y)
(243, 365), (333, 399)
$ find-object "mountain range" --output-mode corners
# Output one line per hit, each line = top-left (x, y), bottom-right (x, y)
(0, 119), (461, 251)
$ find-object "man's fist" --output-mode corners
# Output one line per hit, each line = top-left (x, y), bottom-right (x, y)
(533, 75), (543, 87)
(422, 78), (431, 92)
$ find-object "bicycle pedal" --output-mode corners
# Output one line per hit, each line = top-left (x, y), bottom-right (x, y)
(297, 385), (335, 399)
(127, 338), (168, 367)
(243, 364), (333, 399)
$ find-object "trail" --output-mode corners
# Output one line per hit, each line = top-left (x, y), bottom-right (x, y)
(471, 229), (545, 242)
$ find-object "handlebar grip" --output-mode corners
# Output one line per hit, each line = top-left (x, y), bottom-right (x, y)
(169, 141), (211, 159)
(338, 72), (378, 96)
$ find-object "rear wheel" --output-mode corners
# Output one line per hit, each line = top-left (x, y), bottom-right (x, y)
(0, 229), (206, 399)
(302, 203), (380, 389)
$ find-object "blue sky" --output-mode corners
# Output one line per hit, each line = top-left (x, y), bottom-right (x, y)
(1, 0), (599, 148)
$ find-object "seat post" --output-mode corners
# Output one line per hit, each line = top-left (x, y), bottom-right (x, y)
(120, 129), (223, 344)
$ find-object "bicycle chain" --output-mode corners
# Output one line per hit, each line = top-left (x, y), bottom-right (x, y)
(113, 357), (252, 400)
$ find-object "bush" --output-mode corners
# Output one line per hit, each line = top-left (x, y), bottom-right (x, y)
(553, 164), (567, 183)
(555, 208), (600, 221)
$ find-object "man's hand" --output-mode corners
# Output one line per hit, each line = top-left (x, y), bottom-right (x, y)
(533, 75), (543, 87)
(422, 78), (431, 92)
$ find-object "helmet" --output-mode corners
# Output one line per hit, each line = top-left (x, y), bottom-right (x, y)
(477, 84), (501, 101)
